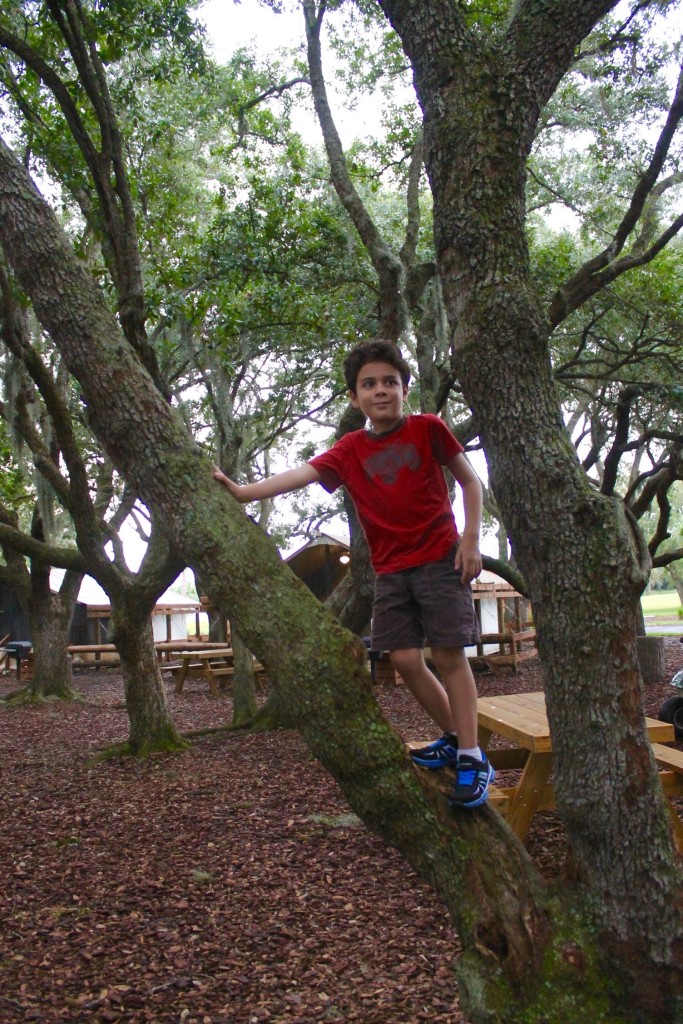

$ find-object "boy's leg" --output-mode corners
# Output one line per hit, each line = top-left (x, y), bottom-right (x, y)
(429, 646), (479, 751)
(390, 647), (460, 769)
(430, 645), (494, 808)
(388, 647), (455, 733)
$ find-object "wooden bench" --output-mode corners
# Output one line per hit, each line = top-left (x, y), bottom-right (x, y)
(211, 663), (267, 692)
(475, 629), (537, 672)
(651, 743), (683, 852)
(67, 644), (121, 669)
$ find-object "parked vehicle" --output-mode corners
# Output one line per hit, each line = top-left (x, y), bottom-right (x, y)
(658, 638), (683, 739)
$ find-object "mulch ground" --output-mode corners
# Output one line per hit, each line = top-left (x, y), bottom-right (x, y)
(1, 638), (682, 1024)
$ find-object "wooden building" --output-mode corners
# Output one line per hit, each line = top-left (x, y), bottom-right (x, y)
(285, 532), (350, 602)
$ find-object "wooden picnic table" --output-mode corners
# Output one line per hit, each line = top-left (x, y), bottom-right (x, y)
(66, 640), (228, 669)
(477, 691), (676, 840)
(171, 647), (235, 697)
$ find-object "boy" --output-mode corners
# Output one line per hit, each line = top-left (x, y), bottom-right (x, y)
(214, 340), (493, 808)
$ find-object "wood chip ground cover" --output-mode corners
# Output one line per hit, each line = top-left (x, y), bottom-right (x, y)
(1, 639), (681, 1024)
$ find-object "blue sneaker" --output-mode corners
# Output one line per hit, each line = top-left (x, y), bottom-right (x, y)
(449, 753), (495, 808)
(410, 734), (458, 769)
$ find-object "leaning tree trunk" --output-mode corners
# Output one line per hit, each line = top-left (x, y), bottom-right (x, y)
(376, 0), (683, 1019)
(664, 566), (683, 607)
(109, 594), (187, 756)
(24, 566), (82, 701)
(2, 126), (682, 1022)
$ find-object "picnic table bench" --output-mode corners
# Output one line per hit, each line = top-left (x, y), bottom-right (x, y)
(67, 640), (230, 670)
(154, 640), (230, 662)
(651, 742), (683, 851)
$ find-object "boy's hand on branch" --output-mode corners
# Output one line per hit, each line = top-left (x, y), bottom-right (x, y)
(213, 467), (256, 503)
(455, 535), (482, 585)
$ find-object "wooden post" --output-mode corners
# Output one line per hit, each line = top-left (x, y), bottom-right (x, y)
(636, 636), (666, 684)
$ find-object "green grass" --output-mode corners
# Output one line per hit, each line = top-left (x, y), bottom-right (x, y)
(641, 591), (682, 616)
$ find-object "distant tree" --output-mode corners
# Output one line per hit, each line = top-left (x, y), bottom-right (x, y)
(0, 271), (186, 751)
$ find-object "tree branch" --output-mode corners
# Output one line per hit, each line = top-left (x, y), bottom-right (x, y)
(302, 0), (408, 341)
(0, 519), (85, 570)
(549, 61), (683, 327)
(481, 555), (529, 598)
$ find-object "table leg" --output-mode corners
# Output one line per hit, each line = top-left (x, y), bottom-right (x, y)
(505, 752), (553, 840)
(665, 801), (683, 854)
(204, 662), (219, 698)
(174, 659), (190, 694)
(478, 725), (493, 749)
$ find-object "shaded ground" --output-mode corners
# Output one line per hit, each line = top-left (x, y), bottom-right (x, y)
(1, 637), (682, 1024)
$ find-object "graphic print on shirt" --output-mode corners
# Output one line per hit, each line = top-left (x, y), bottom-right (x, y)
(363, 442), (421, 486)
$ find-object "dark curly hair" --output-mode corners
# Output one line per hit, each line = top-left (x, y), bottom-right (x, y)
(343, 340), (411, 393)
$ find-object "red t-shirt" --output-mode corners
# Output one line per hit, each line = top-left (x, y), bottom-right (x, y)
(308, 414), (464, 574)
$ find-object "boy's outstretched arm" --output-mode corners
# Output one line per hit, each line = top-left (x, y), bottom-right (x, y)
(447, 453), (483, 584)
(214, 464), (321, 503)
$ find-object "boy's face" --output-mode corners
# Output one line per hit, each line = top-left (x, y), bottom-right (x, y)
(350, 360), (408, 432)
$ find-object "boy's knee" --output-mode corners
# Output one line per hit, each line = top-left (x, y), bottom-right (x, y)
(389, 648), (423, 673)
(430, 645), (467, 672)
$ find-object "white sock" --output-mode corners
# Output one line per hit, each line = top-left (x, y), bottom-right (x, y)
(458, 747), (482, 761)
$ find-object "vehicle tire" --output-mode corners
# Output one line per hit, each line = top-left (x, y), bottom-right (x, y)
(658, 695), (683, 740)
(673, 706), (683, 741)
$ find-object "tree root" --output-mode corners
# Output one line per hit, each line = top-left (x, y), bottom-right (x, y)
(0, 686), (84, 706)
(86, 732), (190, 764)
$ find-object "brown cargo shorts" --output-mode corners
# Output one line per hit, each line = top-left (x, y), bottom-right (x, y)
(371, 546), (480, 651)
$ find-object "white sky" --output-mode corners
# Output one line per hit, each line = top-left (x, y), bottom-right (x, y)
(194, 0), (394, 147)
(196, 0), (305, 61)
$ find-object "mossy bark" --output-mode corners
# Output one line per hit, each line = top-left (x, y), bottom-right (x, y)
(377, 0), (683, 1017)
(230, 629), (258, 727)
(109, 595), (186, 756)
(24, 566), (81, 701)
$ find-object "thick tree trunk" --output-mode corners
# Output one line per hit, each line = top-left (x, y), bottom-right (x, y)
(25, 567), (82, 701)
(376, 0), (683, 1018)
(109, 595), (187, 756)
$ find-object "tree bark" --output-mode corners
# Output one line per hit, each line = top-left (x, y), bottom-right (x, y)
(636, 636), (666, 685)
(230, 628), (258, 727)
(376, 0), (683, 1017)
(109, 595), (186, 756)
(25, 566), (82, 701)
